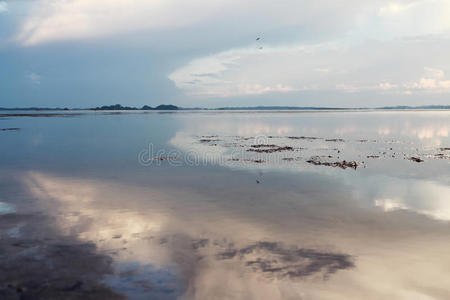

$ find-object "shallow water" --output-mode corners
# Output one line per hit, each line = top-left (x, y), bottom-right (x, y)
(0, 110), (449, 299)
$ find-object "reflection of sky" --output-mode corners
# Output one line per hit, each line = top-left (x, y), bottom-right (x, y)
(372, 178), (450, 221)
(1, 111), (450, 299)
(0, 201), (15, 215)
(17, 168), (450, 299)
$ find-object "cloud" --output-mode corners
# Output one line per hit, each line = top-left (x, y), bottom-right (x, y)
(169, 50), (299, 97)
(14, 0), (450, 47)
(0, 1), (7, 13)
(16, 0), (229, 46)
(378, 2), (419, 16)
(375, 0), (450, 39)
(26, 72), (41, 84)
(169, 43), (340, 97)
(406, 67), (450, 92)
(235, 84), (297, 96)
(378, 82), (398, 90)
(5, 0), (450, 106)
(169, 38), (450, 98)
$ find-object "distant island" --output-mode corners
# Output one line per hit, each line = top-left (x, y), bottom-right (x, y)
(216, 106), (347, 110)
(91, 104), (179, 111)
(1, 104), (449, 111)
(214, 105), (450, 110)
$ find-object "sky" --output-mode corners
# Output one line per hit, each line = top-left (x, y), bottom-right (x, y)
(1, 0), (450, 108)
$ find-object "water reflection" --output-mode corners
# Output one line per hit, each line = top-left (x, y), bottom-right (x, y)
(169, 112), (450, 181)
(1, 111), (450, 299)
(372, 178), (450, 221)
(16, 167), (450, 299)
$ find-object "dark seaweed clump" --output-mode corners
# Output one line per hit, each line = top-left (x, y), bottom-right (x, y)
(306, 157), (358, 170)
(247, 146), (294, 153)
(408, 157), (424, 163)
(1, 128), (20, 131)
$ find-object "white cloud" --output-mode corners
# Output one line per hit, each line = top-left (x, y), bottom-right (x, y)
(406, 67), (450, 92)
(375, 0), (450, 39)
(26, 72), (41, 84)
(378, 2), (419, 16)
(314, 68), (330, 73)
(424, 67), (444, 80)
(378, 82), (398, 90)
(17, 0), (450, 47)
(169, 47), (301, 97)
(9, 0), (450, 105)
(169, 38), (450, 98)
(170, 43), (335, 97)
(335, 84), (359, 93)
(236, 84), (297, 95)
(16, 0), (229, 46)
(0, 1), (8, 13)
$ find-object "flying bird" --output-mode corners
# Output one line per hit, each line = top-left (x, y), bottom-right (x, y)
(256, 37), (261, 41)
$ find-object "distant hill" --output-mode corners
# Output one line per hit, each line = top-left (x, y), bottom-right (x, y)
(215, 106), (348, 110)
(92, 104), (138, 111)
(215, 105), (450, 110)
(154, 104), (178, 110)
(91, 104), (179, 111)
(378, 105), (450, 110)
(1, 104), (449, 111)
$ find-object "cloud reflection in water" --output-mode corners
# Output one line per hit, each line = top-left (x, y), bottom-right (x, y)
(20, 168), (450, 299)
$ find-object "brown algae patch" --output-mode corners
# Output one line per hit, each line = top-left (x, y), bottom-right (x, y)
(1, 128), (21, 131)
(287, 136), (320, 140)
(247, 145), (294, 153)
(193, 134), (444, 169)
(306, 157), (359, 170)
(408, 157), (424, 163)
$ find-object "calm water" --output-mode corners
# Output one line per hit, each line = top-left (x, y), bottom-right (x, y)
(1, 110), (449, 299)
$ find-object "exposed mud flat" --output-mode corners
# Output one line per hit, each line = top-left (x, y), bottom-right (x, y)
(194, 135), (449, 169)
(306, 157), (359, 170)
(247, 145), (294, 153)
(199, 139), (221, 143)
(408, 157), (424, 163)
(432, 153), (450, 159)
(287, 136), (321, 140)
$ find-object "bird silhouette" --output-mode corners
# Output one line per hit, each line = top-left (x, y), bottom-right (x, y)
(256, 37), (261, 41)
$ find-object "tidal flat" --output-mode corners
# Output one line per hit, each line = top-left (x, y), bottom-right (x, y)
(0, 110), (449, 299)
